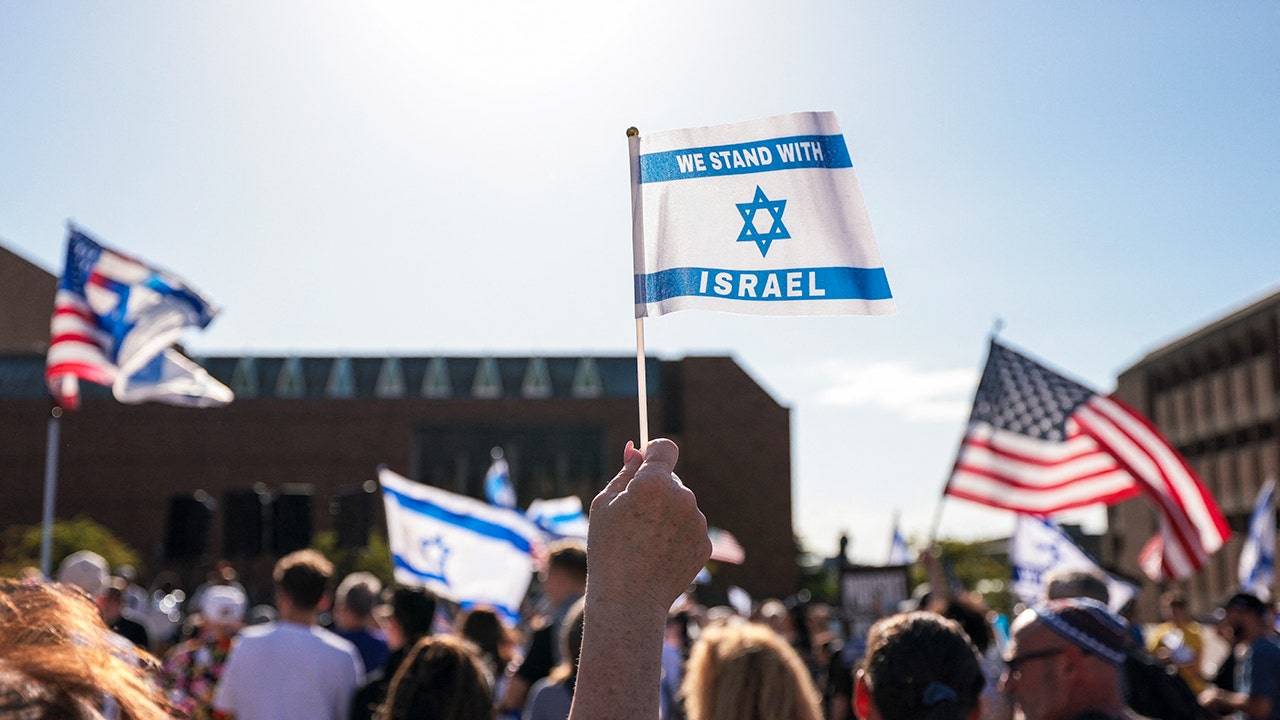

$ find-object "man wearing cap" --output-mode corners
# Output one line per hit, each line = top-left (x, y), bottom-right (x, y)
(1000, 597), (1133, 720)
(162, 584), (247, 720)
(1198, 592), (1280, 720)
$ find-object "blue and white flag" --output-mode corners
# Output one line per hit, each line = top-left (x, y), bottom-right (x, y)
(1009, 514), (1137, 612)
(379, 466), (542, 624)
(484, 457), (516, 510)
(46, 227), (232, 409)
(525, 496), (589, 541)
(1239, 478), (1276, 599)
(888, 520), (911, 566)
(630, 112), (895, 318)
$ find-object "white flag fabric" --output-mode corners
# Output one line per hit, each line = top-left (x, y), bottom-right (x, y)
(1009, 515), (1137, 612)
(1239, 478), (1277, 599)
(630, 112), (895, 318)
(525, 496), (589, 541)
(379, 466), (542, 623)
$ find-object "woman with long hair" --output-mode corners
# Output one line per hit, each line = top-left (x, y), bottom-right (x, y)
(680, 621), (824, 720)
(379, 634), (493, 720)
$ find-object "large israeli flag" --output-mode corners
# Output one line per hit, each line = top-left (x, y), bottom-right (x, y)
(1009, 515), (1136, 612)
(630, 112), (895, 318)
(379, 466), (542, 623)
(1239, 478), (1276, 599)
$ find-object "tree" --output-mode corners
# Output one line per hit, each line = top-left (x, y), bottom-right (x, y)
(0, 516), (142, 578)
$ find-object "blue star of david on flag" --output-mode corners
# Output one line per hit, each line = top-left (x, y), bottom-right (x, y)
(417, 536), (450, 584)
(736, 186), (790, 257)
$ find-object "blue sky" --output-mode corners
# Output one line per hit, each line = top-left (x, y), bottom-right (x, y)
(3, 2), (1277, 563)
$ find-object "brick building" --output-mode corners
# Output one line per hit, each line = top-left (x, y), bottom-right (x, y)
(1105, 288), (1280, 616)
(0, 244), (799, 603)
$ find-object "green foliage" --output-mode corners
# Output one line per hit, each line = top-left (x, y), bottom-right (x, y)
(310, 530), (394, 588)
(910, 538), (1015, 615)
(0, 516), (142, 578)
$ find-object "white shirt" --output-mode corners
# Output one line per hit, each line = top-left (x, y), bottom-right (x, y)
(213, 621), (364, 720)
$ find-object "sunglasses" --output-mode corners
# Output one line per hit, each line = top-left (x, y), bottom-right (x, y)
(1003, 647), (1065, 677)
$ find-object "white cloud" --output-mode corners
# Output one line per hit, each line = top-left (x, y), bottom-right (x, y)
(816, 361), (979, 421)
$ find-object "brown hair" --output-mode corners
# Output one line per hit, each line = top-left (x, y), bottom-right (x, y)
(380, 635), (493, 720)
(0, 578), (171, 720)
(680, 622), (823, 720)
(273, 549), (334, 610)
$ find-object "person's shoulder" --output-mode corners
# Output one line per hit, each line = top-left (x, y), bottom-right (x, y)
(310, 625), (362, 660)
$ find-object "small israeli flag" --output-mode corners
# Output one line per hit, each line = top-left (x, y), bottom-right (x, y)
(484, 457), (516, 510)
(1239, 478), (1277, 599)
(630, 112), (895, 318)
(379, 466), (541, 624)
(525, 496), (589, 541)
(888, 523), (911, 566)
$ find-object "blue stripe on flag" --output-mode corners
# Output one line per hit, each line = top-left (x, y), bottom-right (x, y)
(383, 485), (534, 554)
(640, 134), (852, 183)
(635, 266), (892, 304)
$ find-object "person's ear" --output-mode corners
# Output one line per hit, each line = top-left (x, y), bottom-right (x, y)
(854, 669), (875, 720)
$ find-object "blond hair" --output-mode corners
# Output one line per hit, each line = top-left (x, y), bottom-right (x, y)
(680, 622), (822, 720)
(0, 578), (171, 720)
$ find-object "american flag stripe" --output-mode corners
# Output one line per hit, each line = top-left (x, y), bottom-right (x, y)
(1076, 397), (1227, 579)
(708, 528), (745, 565)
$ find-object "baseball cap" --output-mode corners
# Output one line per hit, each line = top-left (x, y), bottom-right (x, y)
(56, 550), (109, 598)
(201, 585), (248, 626)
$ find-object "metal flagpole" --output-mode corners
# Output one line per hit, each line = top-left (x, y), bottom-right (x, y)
(40, 406), (63, 578)
(627, 126), (650, 447)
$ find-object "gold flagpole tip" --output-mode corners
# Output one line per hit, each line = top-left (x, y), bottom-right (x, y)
(626, 127), (639, 137)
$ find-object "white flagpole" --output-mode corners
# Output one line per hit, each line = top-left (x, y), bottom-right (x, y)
(628, 126), (650, 447)
(40, 405), (63, 578)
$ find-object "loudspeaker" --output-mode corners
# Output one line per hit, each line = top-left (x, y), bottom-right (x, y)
(165, 492), (213, 559)
(223, 488), (266, 557)
(331, 483), (376, 549)
(271, 485), (314, 554)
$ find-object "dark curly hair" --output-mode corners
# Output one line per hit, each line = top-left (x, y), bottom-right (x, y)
(861, 612), (985, 720)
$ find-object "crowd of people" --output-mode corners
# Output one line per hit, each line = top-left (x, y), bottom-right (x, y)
(2, 438), (1279, 720)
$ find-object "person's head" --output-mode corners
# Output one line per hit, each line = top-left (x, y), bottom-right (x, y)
(380, 635), (493, 720)
(1000, 598), (1129, 720)
(1221, 591), (1270, 643)
(1160, 591), (1191, 624)
(56, 549), (110, 599)
(542, 540), (587, 604)
(455, 607), (512, 672)
(200, 584), (248, 636)
(681, 621), (823, 720)
(1043, 569), (1109, 605)
(387, 585), (438, 651)
(855, 612), (984, 720)
(334, 571), (382, 631)
(96, 577), (129, 621)
(942, 596), (995, 655)
(548, 597), (586, 684)
(273, 549), (334, 612)
(0, 578), (170, 720)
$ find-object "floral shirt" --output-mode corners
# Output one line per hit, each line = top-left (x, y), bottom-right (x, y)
(161, 634), (234, 720)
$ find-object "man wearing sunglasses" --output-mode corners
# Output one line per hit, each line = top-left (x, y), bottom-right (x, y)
(1000, 597), (1133, 720)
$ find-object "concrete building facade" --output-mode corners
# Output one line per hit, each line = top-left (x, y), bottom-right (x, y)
(1105, 288), (1280, 616)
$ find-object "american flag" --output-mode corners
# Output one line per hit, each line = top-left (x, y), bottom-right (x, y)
(708, 527), (745, 565)
(945, 340), (1228, 581)
(46, 228), (231, 409)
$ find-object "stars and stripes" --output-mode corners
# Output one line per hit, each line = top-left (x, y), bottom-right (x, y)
(45, 228), (231, 409)
(946, 340), (1229, 581)
(708, 527), (745, 565)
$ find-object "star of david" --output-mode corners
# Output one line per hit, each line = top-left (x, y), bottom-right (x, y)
(736, 186), (790, 257)
(418, 536), (450, 583)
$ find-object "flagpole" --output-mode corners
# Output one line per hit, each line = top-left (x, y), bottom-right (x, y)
(627, 126), (650, 447)
(40, 406), (63, 578)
